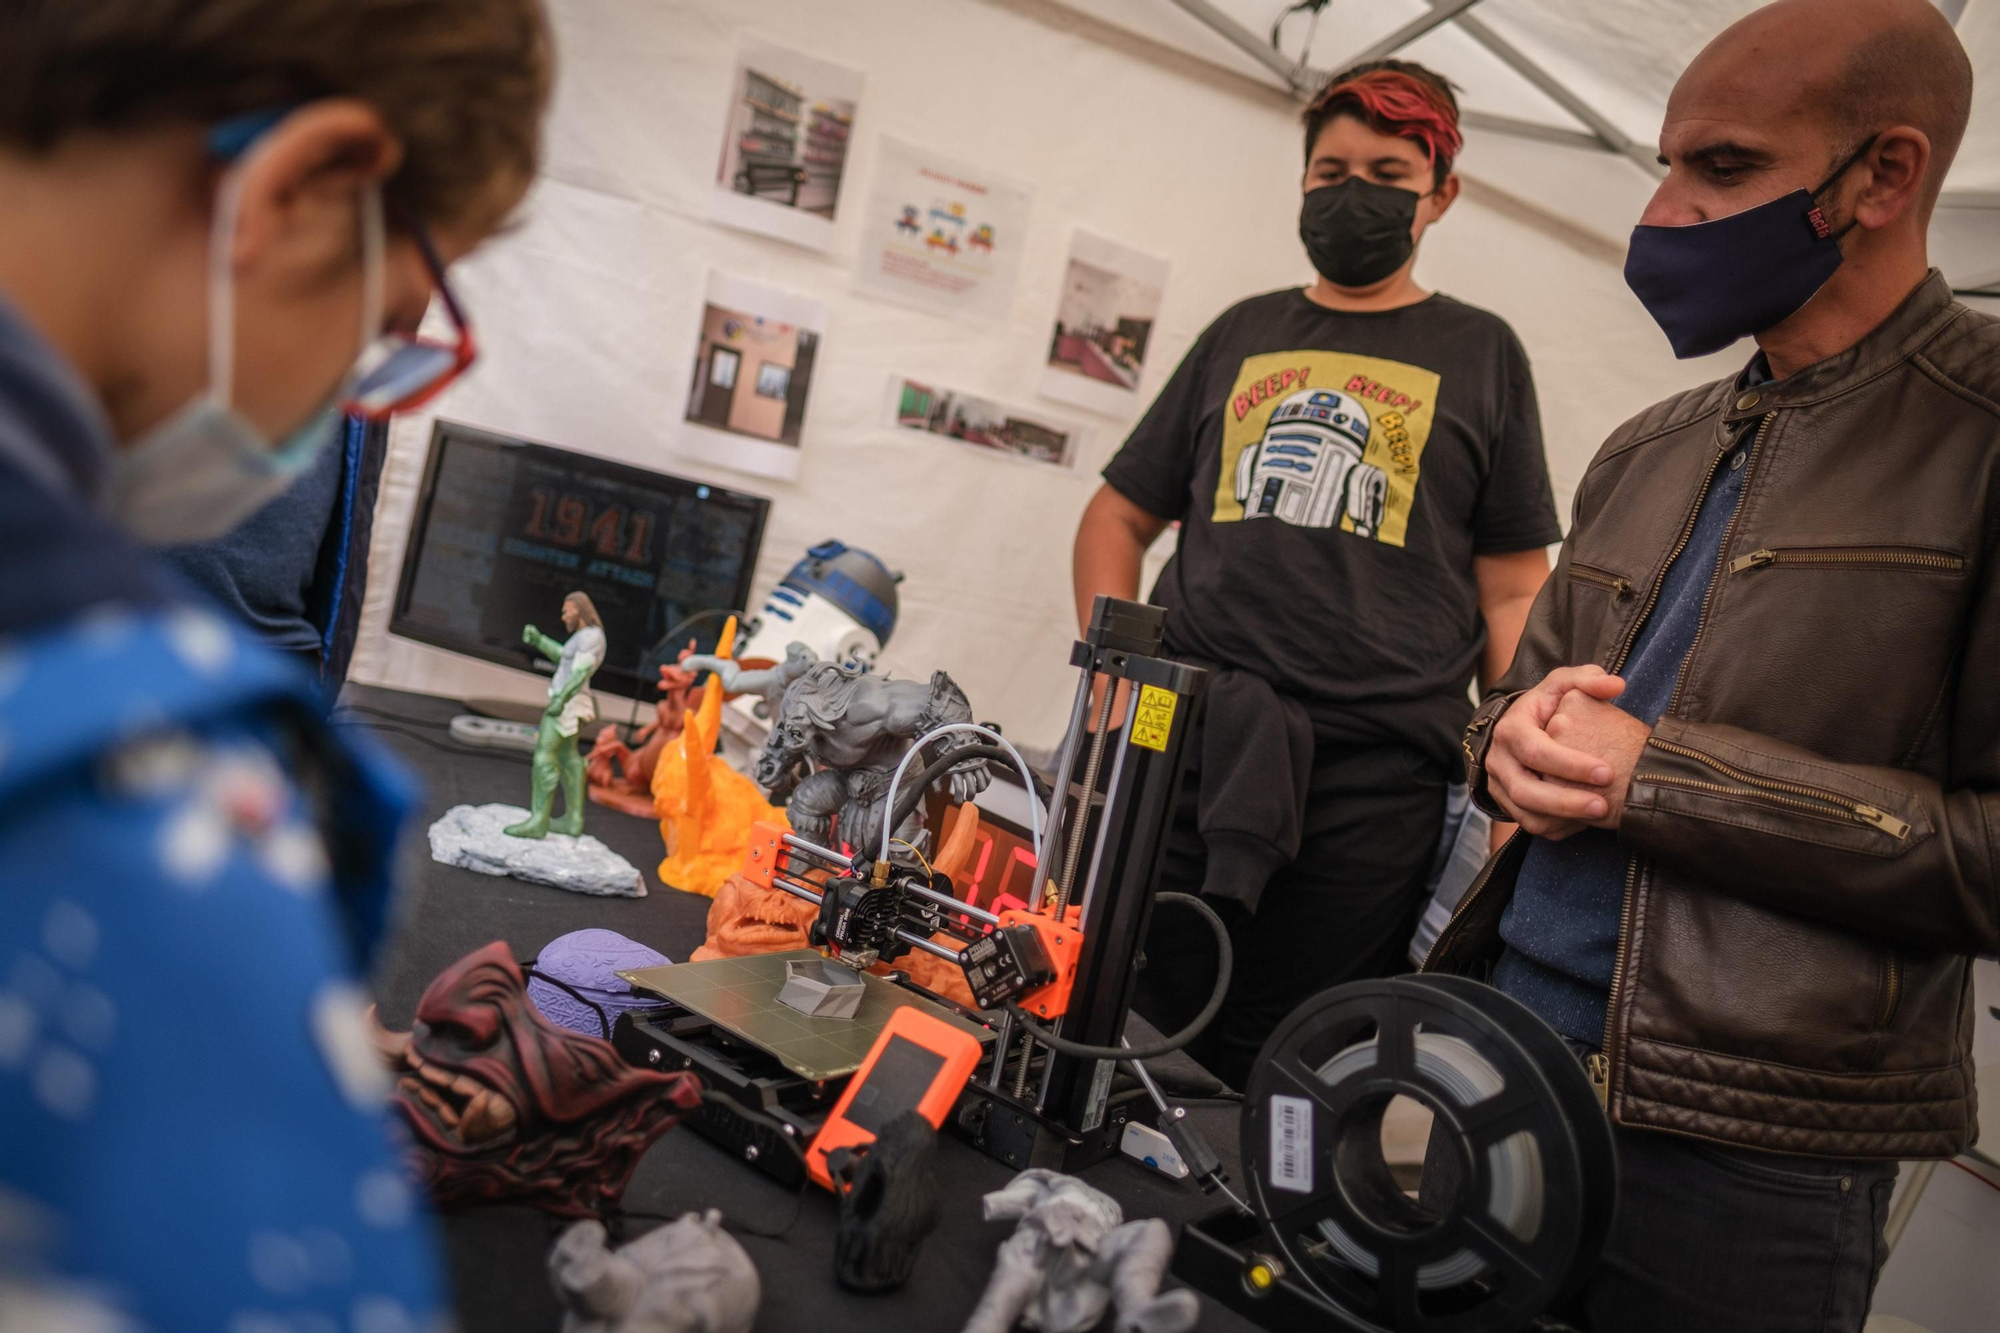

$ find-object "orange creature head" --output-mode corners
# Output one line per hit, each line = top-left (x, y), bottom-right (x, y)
(691, 872), (820, 961)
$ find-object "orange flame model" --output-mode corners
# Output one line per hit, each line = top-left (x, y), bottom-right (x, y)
(651, 616), (787, 898)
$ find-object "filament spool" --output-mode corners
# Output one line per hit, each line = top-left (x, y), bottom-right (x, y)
(1241, 975), (1616, 1332)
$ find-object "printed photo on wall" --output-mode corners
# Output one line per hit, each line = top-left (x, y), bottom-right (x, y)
(678, 272), (826, 482)
(709, 37), (862, 252)
(853, 136), (1032, 321)
(886, 375), (1081, 470)
(1038, 230), (1170, 417)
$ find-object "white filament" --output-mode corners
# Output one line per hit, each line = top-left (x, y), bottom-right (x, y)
(879, 723), (1044, 867)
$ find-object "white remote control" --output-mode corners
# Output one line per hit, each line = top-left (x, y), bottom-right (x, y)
(448, 715), (542, 754)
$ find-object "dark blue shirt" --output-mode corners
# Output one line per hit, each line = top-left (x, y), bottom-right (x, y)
(162, 431), (346, 658)
(1494, 370), (1765, 1045)
(0, 295), (112, 502)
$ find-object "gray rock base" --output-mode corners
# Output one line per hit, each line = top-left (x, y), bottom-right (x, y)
(428, 803), (646, 898)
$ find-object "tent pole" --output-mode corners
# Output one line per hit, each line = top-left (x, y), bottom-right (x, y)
(1460, 111), (1605, 153)
(1163, 0), (1313, 92)
(1453, 12), (1663, 177)
(1338, 0), (1487, 69)
(1938, 190), (2000, 212)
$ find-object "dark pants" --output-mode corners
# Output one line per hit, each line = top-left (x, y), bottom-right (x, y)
(1132, 731), (1445, 1091)
(1576, 1127), (1898, 1332)
(1422, 1043), (1900, 1332)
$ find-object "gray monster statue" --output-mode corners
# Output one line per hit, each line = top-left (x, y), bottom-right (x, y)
(748, 657), (991, 857)
(962, 1169), (1199, 1333)
(549, 1212), (759, 1333)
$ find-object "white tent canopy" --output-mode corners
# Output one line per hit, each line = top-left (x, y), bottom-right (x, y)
(1060, 0), (1999, 287)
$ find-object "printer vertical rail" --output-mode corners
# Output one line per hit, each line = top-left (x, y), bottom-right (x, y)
(1037, 596), (1205, 1140)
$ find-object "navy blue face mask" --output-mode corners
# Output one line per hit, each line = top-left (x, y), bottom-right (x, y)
(1623, 137), (1875, 359)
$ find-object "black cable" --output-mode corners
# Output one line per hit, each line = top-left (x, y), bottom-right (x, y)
(725, 1188), (807, 1241)
(1269, 0), (1328, 50)
(616, 1193), (806, 1243)
(882, 742), (1018, 842)
(623, 607), (745, 736)
(329, 717), (516, 759)
(334, 714), (608, 759)
(603, 1089), (813, 1242)
(330, 701), (455, 730)
(519, 962), (613, 1040)
(1005, 893), (1231, 1061)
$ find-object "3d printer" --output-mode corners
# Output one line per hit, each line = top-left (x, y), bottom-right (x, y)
(612, 595), (1220, 1187)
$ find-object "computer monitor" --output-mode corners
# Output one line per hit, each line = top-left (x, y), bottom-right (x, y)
(390, 420), (770, 701)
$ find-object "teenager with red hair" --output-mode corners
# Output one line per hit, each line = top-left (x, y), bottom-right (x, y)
(1075, 60), (1560, 1087)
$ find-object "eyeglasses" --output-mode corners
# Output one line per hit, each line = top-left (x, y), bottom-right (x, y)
(344, 218), (479, 421)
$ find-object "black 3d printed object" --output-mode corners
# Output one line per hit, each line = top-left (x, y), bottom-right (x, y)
(830, 1110), (941, 1293)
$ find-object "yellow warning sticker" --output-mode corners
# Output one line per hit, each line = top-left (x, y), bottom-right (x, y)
(1131, 684), (1177, 752)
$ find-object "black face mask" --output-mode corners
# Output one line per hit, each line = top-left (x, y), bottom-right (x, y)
(1623, 136), (1877, 359)
(1299, 178), (1424, 289)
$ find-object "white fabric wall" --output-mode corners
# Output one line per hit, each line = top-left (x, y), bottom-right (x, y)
(349, 0), (1742, 749)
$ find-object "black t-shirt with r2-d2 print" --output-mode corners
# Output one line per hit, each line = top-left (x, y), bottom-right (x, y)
(1102, 287), (1560, 770)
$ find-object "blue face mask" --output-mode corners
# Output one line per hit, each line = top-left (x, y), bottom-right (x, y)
(1623, 137), (1875, 360)
(110, 142), (385, 544)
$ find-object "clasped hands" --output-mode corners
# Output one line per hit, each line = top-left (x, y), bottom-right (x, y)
(1486, 665), (1651, 841)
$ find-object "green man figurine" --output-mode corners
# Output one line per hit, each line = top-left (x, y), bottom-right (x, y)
(505, 591), (606, 839)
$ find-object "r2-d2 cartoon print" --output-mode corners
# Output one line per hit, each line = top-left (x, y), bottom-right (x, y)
(1233, 388), (1389, 536)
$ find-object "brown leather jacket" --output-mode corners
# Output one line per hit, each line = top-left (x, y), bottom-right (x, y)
(1429, 273), (1998, 1160)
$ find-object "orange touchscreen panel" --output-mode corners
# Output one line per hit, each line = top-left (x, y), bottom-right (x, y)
(804, 1007), (982, 1190)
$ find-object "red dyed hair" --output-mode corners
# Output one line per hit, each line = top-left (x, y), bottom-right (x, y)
(1303, 60), (1462, 186)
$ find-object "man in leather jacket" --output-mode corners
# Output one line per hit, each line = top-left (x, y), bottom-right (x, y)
(1430, 2), (1994, 1328)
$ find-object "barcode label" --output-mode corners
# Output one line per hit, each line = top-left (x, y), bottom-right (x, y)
(1268, 1095), (1314, 1193)
(1083, 1058), (1114, 1132)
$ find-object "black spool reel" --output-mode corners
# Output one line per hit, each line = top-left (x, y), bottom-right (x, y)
(1240, 975), (1616, 1333)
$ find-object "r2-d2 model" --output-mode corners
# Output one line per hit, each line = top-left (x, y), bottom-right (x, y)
(1234, 388), (1388, 536)
(734, 539), (900, 674)
(722, 540), (902, 748)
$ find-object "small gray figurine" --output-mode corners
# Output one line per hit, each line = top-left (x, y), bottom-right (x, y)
(549, 1212), (759, 1333)
(962, 1170), (1199, 1333)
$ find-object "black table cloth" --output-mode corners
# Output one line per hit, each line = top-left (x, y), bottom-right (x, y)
(339, 684), (1262, 1333)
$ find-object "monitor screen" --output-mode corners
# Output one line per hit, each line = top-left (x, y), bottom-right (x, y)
(390, 420), (770, 700)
